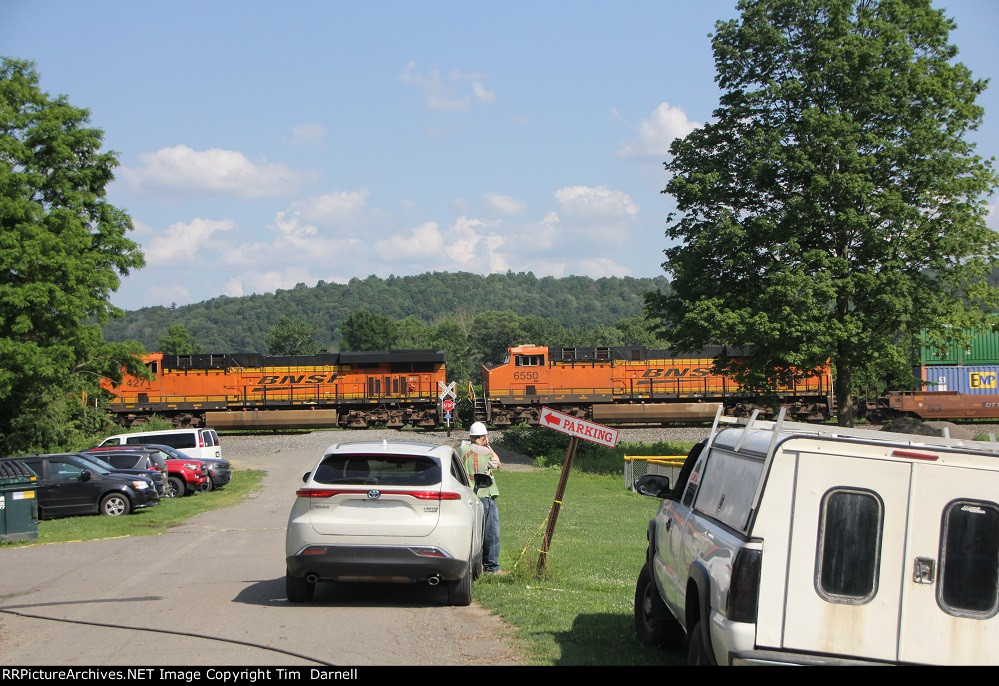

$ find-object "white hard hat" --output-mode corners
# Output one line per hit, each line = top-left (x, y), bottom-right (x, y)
(469, 421), (488, 437)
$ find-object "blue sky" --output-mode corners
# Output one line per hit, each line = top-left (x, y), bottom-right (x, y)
(3, 1), (997, 312)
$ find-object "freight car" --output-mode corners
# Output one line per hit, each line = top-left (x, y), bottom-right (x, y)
(863, 391), (999, 422)
(101, 350), (447, 430)
(469, 343), (835, 428)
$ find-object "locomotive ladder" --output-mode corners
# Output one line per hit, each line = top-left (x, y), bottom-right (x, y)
(467, 382), (489, 422)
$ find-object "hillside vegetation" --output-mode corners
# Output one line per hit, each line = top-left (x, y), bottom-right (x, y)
(102, 271), (671, 353)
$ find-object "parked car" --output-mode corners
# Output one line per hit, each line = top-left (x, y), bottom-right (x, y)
(285, 440), (486, 606)
(84, 445), (204, 498)
(3, 453), (159, 519)
(77, 450), (167, 497)
(164, 457), (208, 497)
(98, 427), (222, 462)
(139, 443), (231, 492)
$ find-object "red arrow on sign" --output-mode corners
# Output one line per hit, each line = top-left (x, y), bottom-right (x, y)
(542, 410), (562, 427)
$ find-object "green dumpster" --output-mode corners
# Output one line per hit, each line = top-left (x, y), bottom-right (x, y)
(0, 459), (39, 542)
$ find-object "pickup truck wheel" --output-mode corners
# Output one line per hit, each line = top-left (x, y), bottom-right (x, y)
(687, 620), (710, 665)
(166, 476), (185, 498)
(635, 562), (663, 646)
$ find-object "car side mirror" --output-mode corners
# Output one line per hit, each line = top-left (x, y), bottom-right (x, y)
(302, 472), (311, 483)
(635, 474), (671, 499)
(80, 470), (92, 482)
(473, 473), (494, 490)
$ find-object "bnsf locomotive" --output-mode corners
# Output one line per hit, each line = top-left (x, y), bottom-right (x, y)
(470, 343), (835, 428)
(101, 350), (447, 430)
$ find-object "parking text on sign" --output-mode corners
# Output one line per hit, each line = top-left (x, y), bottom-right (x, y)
(538, 407), (619, 448)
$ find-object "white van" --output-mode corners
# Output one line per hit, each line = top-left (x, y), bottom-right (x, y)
(100, 428), (222, 462)
(634, 406), (999, 666)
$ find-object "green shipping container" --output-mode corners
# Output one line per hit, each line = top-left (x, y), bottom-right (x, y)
(920, 329), (999, 366)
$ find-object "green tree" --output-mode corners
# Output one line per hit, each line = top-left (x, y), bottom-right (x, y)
(393, 315), (431, 349)
(0, 58), (146, 454)
(645, 0), (999, 426)
(340, 309), (396, 351)
(159, 323), (200, 354)
(266, 316), (320, 355)
(468, 310), (527, 365)
(429, 319), (472, 384)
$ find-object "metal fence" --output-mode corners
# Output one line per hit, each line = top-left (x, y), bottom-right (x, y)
(623, 455), (686, 491)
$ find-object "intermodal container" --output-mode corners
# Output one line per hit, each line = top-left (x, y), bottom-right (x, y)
(920, 329), (999, 366)
(916, 365), (999, 394)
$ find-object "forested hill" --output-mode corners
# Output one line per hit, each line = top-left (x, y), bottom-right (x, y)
(102, 271), (672, 353)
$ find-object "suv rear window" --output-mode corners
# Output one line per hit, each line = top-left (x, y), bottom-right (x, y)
(313, 454), (441, 487)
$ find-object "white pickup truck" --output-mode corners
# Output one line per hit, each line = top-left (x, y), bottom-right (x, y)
(634, 408), (999, 665)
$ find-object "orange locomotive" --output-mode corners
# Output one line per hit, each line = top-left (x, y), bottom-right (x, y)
(473, 344), (835, 428)
(101, 350), (447, 430)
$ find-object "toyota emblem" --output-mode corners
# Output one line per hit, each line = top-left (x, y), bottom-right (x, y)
(367, 489), (381, 499)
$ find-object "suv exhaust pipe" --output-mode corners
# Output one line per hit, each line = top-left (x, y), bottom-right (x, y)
(427, 575), (441, 586)
(306, 573), (319, 584)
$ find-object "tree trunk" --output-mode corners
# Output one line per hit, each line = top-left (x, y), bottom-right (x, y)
(836, 357), (854, 427)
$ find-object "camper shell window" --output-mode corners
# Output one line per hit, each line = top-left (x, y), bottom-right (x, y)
(939, 499), (999, 618)
(816, 488), (883, 604)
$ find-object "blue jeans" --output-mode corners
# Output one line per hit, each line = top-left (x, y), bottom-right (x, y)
(481, 496), (500, 572)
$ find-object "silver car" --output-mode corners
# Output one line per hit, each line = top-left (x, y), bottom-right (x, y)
(285, 440), (485, 606)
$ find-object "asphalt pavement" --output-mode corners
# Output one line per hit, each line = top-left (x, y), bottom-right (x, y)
(0, 431), (527, 667)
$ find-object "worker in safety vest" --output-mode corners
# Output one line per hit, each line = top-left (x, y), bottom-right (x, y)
(460, 422), (503, 574)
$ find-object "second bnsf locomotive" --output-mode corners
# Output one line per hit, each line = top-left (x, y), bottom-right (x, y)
(471, 344), (835, 428)
(102, 350), (447, 430)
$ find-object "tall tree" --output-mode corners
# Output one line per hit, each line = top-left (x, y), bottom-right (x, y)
(159, 323), (200, 354)
(339, 309), (396, 351)
(0, 58), (146, 453)
(645, 0), (999, 426)
(266, 316), (320, 355)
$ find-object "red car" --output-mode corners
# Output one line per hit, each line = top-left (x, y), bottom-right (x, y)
(165, 458), (208, 498)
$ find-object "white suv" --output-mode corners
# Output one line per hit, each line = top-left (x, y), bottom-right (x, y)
(285, 440), (486, 606)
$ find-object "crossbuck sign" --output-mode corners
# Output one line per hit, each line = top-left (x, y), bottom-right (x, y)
(538, 406), (619, 448)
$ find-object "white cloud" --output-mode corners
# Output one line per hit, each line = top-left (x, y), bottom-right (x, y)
(291, 190), (370, 225)
(444, 215), (499, 265)
(291, 123), (327, 146)
(555, 186), (639, 219)
(577, 256), (630, 277)
(400, 61), (496, 112)
(374, 222), (445, 259)
(618, 102), (701, 158)
(144, 217), (236, 265)
(122, 145), (303, 199)
(483, 192), (526, 216)
(472, 81), (496, 104)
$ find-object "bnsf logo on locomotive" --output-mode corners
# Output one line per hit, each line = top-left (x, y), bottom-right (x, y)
(254, 374), (339, 385)
(640, 367), (713, 378)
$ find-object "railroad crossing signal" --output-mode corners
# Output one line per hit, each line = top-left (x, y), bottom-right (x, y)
(438, 381), (456, 401)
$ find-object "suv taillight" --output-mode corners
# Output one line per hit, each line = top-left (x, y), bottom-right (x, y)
(726, 547), (761, 623)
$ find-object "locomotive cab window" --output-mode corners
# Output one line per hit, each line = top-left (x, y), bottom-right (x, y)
(515, 354), (545, 367)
